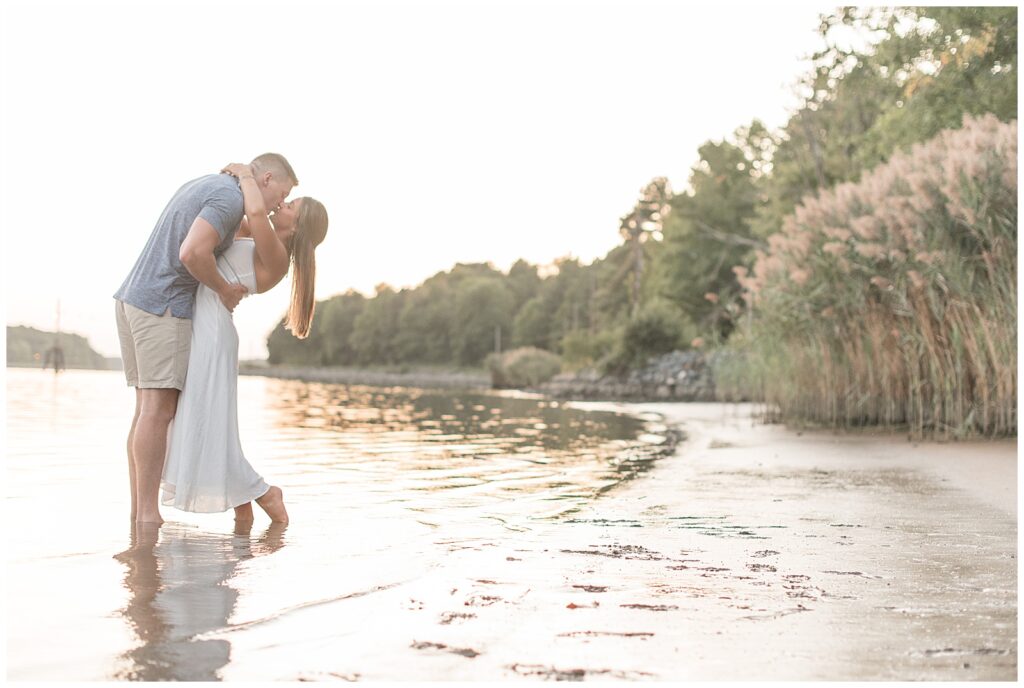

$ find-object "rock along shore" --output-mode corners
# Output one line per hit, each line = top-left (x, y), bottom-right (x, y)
(240, 350), (727, 402)
(238, 363), (492, 391)
(533, 350), (721, 401)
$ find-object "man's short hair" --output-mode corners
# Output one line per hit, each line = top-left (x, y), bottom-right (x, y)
(251, 152), (298, 186)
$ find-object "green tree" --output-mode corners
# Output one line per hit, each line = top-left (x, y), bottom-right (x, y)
(349, 284), (406, 365)
(512, 256), (599, 353)
(590, 243), (636, 333)
(446, 262), (505, 287)
(318, 290), (367, 365)
(618, 178), (671, 316)
(857, 7), (1017, 166)
(267, 316), (327, 365)
(512, 295), (551, 349)
(753, 6), (1017, 238)
(603, 299), (689, 374)
(505, 259), (542, 313)
(395, 279), (454, 363)
(451, 277), (515, 365)
(260, 7), (1017, 376)
(651, 134), (762, 339)
(6, 326), (107, 369)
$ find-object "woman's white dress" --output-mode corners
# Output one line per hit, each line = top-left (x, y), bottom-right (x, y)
(161, 238), (270, 512)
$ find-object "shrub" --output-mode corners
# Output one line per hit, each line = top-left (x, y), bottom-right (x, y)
(600, 300), (687, 375)
(560, 329), (617, 371)
(486, 346), (562, 388)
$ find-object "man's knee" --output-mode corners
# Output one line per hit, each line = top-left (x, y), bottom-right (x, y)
(137, 389), (180, 425)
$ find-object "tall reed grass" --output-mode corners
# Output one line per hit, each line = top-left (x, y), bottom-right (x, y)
(719, 114), (1016, 438)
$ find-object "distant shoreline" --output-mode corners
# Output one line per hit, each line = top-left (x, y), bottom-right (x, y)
(238, 362), (492, 391)
(6, 362), (499, 392)
(6, 361), (122, 372)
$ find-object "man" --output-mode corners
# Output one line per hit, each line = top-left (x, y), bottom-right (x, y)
(114, 153), (297, 523)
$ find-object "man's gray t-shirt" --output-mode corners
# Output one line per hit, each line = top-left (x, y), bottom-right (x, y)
(114, 174), (244, 319)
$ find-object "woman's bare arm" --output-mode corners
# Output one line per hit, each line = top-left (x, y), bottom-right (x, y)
(253, 252), (289, 294)
(222, 164), (289, 279)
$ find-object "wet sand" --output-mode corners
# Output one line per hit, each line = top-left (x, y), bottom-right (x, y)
(206, 401), (1017, 681)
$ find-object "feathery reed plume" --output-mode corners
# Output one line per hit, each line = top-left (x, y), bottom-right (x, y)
(719, 114), (1016, 438)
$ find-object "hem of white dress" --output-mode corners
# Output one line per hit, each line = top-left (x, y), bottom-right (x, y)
(229, 484), (271, 510)
(161, 480), (270, 514)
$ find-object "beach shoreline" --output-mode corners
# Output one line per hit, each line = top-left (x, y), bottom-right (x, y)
(6, 367), (1016, 681)
(208, 400), (1017, 681)
(604, 400), (1018, 518)
(238, 363), (492, 391)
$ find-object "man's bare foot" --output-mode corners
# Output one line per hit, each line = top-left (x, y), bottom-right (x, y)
(234, 502), (254, 522)
(113, 521), (162, 562)
(255, 486), (289, 523)
(135, 513), (164, 525)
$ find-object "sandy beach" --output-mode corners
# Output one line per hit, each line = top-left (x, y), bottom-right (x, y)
(193, 401), (1016, 681)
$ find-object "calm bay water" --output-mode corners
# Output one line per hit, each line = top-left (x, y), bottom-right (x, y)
(5, 368), (673, 680)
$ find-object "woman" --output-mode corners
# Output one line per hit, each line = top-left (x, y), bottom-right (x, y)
(160, 163), (329, 523)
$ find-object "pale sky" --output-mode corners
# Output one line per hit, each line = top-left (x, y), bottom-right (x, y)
(2, 0), (836, 360)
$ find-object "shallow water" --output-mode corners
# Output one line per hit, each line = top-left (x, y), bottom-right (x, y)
(5, 368), (674, 681)
(6, 370), (1016, 681)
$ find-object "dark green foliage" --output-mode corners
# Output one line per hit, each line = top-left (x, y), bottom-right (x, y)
(349, 284), (407, 366)
(650, 135), (762, 340)
(396, 282), (453, 363)
(511, 296), (551, 349)
(544, 257), (595, 353)
(753, 6), (1017, 237)
(7, 325), (108, 369)
(319, 290), (367, 365)
(451, 278), (514, 365)
(618, 178), (671, 317)
(601, 300), (688, 375)
(560, 329), (617, 371)
(485, 346), (562, 388)
(267, 317), (325, 366)
(506, 259), (543, 313)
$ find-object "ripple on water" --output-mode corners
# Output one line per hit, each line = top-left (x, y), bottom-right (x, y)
(5, 370), (681, 681)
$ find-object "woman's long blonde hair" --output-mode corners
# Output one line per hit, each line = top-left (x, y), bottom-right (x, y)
(283, 197), (328, 339)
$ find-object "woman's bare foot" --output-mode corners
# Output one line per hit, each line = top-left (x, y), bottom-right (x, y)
(234, 502), (254, 522)
(233, 518), (254, 537)
(256, 486), (289, 523)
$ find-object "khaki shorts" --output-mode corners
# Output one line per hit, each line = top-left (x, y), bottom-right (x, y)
(115, 300), (192, 389)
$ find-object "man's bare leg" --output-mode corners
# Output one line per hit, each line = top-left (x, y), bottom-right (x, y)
(127, 390), (142, 521)
(255, 486), (289, 523)
(234, 502), (254, 522)
(133, 388), (179, 524)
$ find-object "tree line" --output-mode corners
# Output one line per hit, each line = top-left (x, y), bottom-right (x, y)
(7, 326), (110, 370)
(269, 7), (1016, 386)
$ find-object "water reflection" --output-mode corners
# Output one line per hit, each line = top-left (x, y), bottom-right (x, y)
(6, 370), (677, 681)
(256, 381), (678, 520)
(112, 521), (286, 681)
